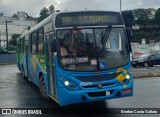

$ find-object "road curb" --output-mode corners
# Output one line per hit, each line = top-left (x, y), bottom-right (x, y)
(0, 63), (16, 65)
(133, 73), (160, 79)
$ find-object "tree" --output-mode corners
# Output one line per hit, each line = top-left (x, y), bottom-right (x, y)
(121, 10), (134, 28)
(133, 8), (152, 29)
(49, 5), (55, 14)
(9, 34), (20, 47)
(38, 7), (49, 22)
(155, 8), (160, 28)
(132, 31), (151, 44)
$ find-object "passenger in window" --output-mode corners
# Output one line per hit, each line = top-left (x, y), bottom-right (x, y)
(60, 46), (69, 57)
(60, 45), (76, 57)
(38, 43), (44, 54)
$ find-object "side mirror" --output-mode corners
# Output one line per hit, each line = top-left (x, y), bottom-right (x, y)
(50, 39), (58, 52)
(126, 28), (132, 40)
(126, 28), (132, 53)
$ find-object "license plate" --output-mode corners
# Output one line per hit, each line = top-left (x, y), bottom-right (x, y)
(106, 91), (110, 96)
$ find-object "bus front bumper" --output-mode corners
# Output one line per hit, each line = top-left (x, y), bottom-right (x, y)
(56, 81), (133, 106)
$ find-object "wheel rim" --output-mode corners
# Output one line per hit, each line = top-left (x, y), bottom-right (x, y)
(144, 63), (148, 67)
(40, 77), (47, 96)
(40, 76), (49, 99)
(41, 80), (46, 93)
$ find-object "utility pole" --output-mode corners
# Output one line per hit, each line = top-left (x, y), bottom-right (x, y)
(120, 0), (122, 13)
(5, 20), (12, 50)
(5, 21), (8, 50)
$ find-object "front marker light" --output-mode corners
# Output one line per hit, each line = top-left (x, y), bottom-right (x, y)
(64, 81), (69, 86)
(60, 77), (80, 90)
(126, 75), (130, 79)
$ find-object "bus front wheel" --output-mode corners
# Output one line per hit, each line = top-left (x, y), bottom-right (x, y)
(39, 75), (49, 99)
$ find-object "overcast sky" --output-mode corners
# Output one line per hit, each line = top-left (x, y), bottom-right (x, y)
(0, 0), (160, 17)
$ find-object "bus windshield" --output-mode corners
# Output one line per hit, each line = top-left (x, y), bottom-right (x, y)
(56, 27), (129, 71)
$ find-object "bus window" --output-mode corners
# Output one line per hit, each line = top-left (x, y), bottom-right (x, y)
(19, 40), (21, 53)
(25, 35), (29, 53)
(31, 31), (37, 54)
(106, 29), (122, 50)
(29, 34), (32, 53)
(38, 28), (44, 54)
(21, 38), (25, 53)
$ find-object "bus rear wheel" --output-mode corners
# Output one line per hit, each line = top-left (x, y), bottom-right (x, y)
(22, 66), (27, 79)
(39, 75), (49, 99)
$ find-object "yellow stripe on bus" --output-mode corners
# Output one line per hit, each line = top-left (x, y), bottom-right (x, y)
(116, 74), (125, 82)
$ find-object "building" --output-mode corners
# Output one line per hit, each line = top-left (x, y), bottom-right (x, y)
(0, 11), (38, 48)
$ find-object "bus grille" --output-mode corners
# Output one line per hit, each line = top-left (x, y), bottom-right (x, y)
(75, 72), (121, 82)
(83, 82), (115, 88)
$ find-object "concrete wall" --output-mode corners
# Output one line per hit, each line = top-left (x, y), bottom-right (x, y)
(131, 43), (151, 58)
(131, 42), (160, 58)
(0, 54), (17, 64)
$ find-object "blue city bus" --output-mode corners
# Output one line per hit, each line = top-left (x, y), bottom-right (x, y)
(16, 11), (133, 106)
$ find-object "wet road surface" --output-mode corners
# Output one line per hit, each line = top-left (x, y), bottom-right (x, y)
(132, 65), (160, 78)
(0, 64), (160, 117)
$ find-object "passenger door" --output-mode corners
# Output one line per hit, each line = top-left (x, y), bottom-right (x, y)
(25, 39), (29, 77)
(46, 32), (57, 98)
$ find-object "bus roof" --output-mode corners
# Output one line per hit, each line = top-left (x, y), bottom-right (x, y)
(17, 10), (123, 41)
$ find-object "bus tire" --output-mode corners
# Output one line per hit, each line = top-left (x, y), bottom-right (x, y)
(39, 75), (49, 99)
(22, 66), (27, 79)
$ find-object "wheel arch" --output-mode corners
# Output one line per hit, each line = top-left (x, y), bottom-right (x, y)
(38, 71), (49, 94)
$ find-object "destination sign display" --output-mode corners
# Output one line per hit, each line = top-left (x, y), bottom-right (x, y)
(56, 12), (123, 27)
(61, 57), (88, 65)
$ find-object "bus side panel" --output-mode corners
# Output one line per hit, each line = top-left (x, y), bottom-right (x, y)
(27, 54), (39, 86)
(16, 53), (21, 71)
(19, 54), (25, 72)
(18, 53), (29, 78)
(16, 44), (21, 71)
(27, 54), (48, 90)
(23, 54), (29, 77)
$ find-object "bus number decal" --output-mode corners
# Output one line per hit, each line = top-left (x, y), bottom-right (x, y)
(79, 82), (92, 87)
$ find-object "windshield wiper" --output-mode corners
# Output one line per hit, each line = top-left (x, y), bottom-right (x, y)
(72, 27), (87, 42)
(102, 25), (112, 49)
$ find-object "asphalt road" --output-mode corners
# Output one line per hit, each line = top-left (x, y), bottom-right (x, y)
(0, 64), (160, 117)
(131, 65), (160, 78)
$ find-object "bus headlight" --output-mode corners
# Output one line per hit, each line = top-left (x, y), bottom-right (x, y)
(64, 81), (69, 86)
(126, 75), (130, 79)
(60, 78), (80, 90)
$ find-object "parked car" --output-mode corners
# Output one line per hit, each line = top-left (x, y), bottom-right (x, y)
(131, 53), (160, 67)
(0, 48), (12, 54)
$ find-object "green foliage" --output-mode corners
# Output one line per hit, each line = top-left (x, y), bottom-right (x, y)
(133, 8), (156, 29)
(155, 8), (160, 27)
(49, 5), (55, 14)
(38, 5), (57, 23)
(132, 31), (151, 44)
(121, 10), (134, 28)
(38, 7), (50, 22)
(9, 34), (20, 46)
